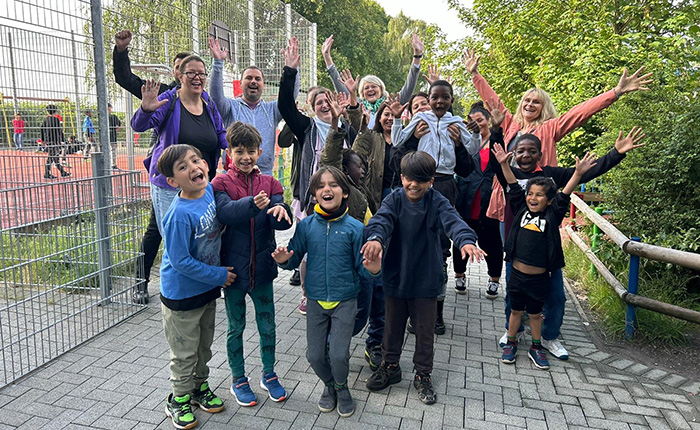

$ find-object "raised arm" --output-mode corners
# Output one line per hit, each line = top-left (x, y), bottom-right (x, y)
(396, 34), (423, 104)
(278, 67), (311, 142)
(113, 30), (170, 99)
(321, 35), (350, 95)
(131, 79), (170, 132)
(465, 49), (514, 132)
(208, 37), (233, 125)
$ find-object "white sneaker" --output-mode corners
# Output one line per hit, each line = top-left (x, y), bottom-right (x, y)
(498, 331), (525, 347)
(541, 338), (569, 360)
(454, 277), (467, 294)
(485, 281), (500, 299)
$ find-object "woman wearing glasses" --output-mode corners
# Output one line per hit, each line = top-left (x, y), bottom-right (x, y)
(132, 54), (228, 233)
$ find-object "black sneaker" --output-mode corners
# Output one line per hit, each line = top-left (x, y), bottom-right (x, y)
(366, 362), (401, 391)
(165, 393), (197, 430)
(454, 276), (467, 294)
(364, 345), (382, 371)
(44, 173), (57, 180)
(289, 269), (301, 286)
(434, 318), (446, 335)
(414, 373), (437, 405)
(60, 171), (71, 177)
(485, 281), (500, 299)
(132, 282), (149, 304)
(191, 382), (224, 413)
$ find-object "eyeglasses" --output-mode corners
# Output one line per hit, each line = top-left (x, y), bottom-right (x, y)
(183, 71), (207, 79)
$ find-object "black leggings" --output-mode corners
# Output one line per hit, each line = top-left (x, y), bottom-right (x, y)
(453, 216), (503, 277)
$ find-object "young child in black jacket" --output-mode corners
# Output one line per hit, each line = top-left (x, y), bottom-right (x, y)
(362, 151), (485, 404)
(492, 142), (596, 370)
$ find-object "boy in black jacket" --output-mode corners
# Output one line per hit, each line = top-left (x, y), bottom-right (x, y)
(362, 151), (485, 404)
(492, 143), (596, 370)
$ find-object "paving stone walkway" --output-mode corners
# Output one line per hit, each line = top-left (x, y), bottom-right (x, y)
(0, 228), (698, 429)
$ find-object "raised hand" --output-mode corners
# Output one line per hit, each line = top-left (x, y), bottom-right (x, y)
(463, 48), (480, 76)
(321, 34), (334, 66)
(360, 104), (370, 131)
(267, 205), (292, 224)
(361, 240), (383, 262)
(414, 121), (430, 139)
(574, 152), (598, 175)
(491, 142), (512, 165)
(271, 246), (294, 264)
(461, 244), (487, 264)
(253, 190), (270, 209)
(411, 33), (424, 56)
(614, 126), (645, 154)
(422, 64), (440, 85)
(326, 91), (343, 120)
(339, 69), (360, 97)
(336, 92), (350, 115)
(223, 267), (237, 287)
(484, 98), (505, 128)
(114, 30), (132, 53)
(614, 66), (653, 97)
(282, 37), (300, 69)
(387, 93), (407, 118)
(208, 37), (228, 61)
(140, 79), (168, 112)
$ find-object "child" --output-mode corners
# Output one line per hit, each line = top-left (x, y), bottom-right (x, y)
(157, 144), (235, 430)
(211, 122), (293, 406)
(362, 151), (485, 404)
(272, 166), (381, 418)
(493, 142), (596, 370)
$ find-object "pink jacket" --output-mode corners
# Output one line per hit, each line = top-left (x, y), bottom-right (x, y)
(472, 73), (618, 220)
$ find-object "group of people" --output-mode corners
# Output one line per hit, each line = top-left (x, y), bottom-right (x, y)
(112, 28), (652, 430)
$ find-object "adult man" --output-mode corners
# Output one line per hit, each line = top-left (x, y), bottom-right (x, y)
(113, 29), (190, 304)
(108, 103), (122, 169)
(208, 37), (300, 175)
(41, 105), (70, 179)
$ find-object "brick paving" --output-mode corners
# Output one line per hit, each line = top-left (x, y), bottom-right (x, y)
(1, 227), (698, 429)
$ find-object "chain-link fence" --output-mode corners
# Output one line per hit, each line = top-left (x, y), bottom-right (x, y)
(0, 0), (316, 385)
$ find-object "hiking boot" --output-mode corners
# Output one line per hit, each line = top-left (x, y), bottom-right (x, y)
(260, 372), (287, 402)
(366, 362), (401, 391)
(318, 383), (337, 412)
(485, 281), (500, 299)
(528, 345), (550, 370)
(165, 393), (197, 430)
(230, 376), (257, 406)
(499, 330), (525, 347)
(454, 276), (467, 294)
(541, 338), (569, 360)
(298, 296), (307, 315)
(502, 342), (517, 364)
(191, 382), (224, 413)
(289, 269), (301, 286)
(413, 373), (437, 405)
(364, 345), (382, 371)
(336, 384), (355, 417)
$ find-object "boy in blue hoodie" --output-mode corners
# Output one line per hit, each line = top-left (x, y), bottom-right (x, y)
(157, 144), (236, 430)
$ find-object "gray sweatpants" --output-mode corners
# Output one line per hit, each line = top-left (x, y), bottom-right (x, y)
(306, 298), (357, 385)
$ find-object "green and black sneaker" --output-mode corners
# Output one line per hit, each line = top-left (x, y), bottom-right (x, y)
(165, 393), (198, 430)
(192, 382), (224, 413)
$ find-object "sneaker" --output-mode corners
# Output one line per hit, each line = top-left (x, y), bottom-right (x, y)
(364, 345), (382, 371)
(528, 346), (550, 370)
(498, 331), (525, 347)
(454, 276), (467, 294)
(230, 376), (257, 406)
(132, 289), (149, 304)
(434, 318), (445, 335)
(407, 319), (415, 334)
(165, 393), (197, 430)
(501, 342), (517, 364)
(44, 173), (57, 180)
(541, 338), (569, 360)
(318, 384), (337, 412)
(336, 385), (355, 417)
(366, 362), (401, 391)
(413, 373), (437, 405)
(485, 281), (500, 299)
(60, 171), (71, 177)
(260, 372), (287, 402)
(289, 269), (301, 286)
(298, 297), (307, 315)
(191, 382), (224, 413)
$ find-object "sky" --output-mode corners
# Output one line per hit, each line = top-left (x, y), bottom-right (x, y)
(375, 0), (473, 42)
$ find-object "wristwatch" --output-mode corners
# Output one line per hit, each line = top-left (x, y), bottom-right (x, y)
(367, 235), (383, 245)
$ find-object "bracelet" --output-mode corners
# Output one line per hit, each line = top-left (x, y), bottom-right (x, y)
(413, 54), (423, 59)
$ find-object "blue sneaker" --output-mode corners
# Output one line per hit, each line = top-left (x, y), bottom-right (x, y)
(528, 346), (550, 370)
(230, 376), (257, 406)
(502, 342), (517, 364)
(260, 372), (287, 402)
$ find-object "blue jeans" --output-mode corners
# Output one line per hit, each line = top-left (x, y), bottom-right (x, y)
(353, 276), (385, 348)
(13, 133), (23, 149)
(150, 183), (179, 236)
(504, 262), (566, 340)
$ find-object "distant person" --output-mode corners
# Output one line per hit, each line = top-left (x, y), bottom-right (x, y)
(108, 103), (122, 169)
(40, 105), (70, 179)
(12, 113), (25, 150)
(82, 110), (95, 158)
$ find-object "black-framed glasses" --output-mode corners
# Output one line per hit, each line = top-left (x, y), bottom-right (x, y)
(184, 71), (208, 79)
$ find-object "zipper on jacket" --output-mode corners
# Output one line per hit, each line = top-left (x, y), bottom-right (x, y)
(325, 220), (331, 300)
(247, 173), (256, 291)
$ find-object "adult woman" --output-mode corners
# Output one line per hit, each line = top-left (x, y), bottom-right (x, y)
(322, 34), (424, 128)
(132, 55), (228, 233)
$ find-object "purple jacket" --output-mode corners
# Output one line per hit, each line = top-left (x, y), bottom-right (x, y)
(132, 88), (228, 189)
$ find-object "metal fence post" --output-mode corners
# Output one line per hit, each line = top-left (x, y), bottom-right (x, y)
(71, 31), (82, 138)
(248, 0), (255, 66)
(7, 32), (19, 114)
(91, 152), (113, 302)
(625, 237), (641, 340)
(590, 206), (603, 278)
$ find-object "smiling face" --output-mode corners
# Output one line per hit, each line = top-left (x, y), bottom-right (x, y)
(314, 171), (348, 212)
(401, 174), (434, 203)
(166, 149), (209, 199)
(379, 106), (393, 132)
(313, 92), (332, 124)
(471, 111), (489, 134)
(518, 91), (544, 123)
(429, 85), (453, 118)
(241, 67), (265, 103)
(181, 60), (206, 96)
(525, 184), (553, 213)
(362, 81), (382, 103)
(411, 96), (430, 114)
(229, 145), (261, 174)
(514, 139), (542, 172)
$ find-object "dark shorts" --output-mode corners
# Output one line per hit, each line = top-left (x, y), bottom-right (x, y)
(507, 267), (549, 314)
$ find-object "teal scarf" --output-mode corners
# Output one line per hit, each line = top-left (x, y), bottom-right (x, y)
(361, 96), (387, 114)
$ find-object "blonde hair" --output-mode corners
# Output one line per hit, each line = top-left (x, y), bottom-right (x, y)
(303, 86), (329, 117)
(513, 88), (558, 128)
(358, 75), (387, 100)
